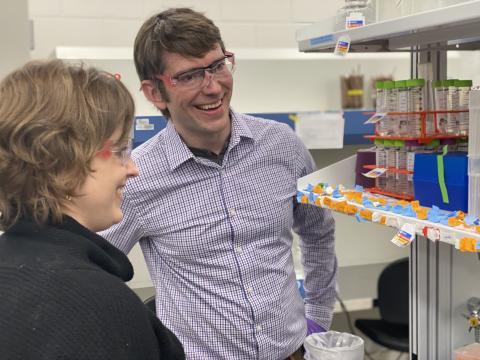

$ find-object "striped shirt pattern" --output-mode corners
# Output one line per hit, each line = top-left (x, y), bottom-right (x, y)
(101, 111), (337, 360)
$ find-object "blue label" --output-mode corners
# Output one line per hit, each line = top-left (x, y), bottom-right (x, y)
(310, 34), (334, 46)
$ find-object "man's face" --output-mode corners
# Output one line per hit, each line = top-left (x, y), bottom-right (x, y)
(153, 45), (234, 148)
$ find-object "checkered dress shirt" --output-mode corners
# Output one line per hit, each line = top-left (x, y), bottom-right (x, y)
(101, 111), (336, 360)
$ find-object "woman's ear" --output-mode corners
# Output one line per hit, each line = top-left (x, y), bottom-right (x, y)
(140, 80), (167, 111)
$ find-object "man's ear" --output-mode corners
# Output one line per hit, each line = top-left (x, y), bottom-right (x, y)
(140, 80), (167, 110)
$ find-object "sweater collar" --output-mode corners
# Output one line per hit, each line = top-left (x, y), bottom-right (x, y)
(6, 216), (134, 281)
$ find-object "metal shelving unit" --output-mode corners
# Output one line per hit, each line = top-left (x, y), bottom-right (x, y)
(296, 2), (480, 359)
(296, 1), (480, 53)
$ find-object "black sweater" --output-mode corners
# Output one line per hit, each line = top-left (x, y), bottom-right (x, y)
(0, 217), (185, 360)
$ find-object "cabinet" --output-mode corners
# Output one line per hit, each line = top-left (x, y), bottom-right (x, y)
(296, 2), (480, 359)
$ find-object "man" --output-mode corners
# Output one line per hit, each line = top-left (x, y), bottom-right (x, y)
(102, 8), (336, 360)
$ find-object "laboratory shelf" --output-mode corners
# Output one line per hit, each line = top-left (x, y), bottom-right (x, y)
(365, 134), (468, 144)
(365, 187), (415, 201)
(296, 0), (480, 53)
(363, 165), (413, 174)
(297, 184), (480, 251)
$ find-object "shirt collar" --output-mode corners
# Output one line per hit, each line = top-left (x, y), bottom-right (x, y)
(164, 110), (254, 171)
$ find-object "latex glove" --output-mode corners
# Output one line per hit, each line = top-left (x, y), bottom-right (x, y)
(306, 318), (326, 335)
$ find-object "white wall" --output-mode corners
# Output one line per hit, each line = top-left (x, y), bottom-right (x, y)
(0, 0), (30, 80)
(28, 0), (344, 59)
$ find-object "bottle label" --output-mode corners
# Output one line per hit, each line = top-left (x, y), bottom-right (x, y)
(346, 12), (365, 29)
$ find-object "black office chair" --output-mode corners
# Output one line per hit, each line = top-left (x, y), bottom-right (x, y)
(355, 257), (409, 354)
(144, 295), (156, 313)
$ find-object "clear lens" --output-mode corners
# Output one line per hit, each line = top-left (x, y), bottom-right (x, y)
(112, 139), (132, 165)
(172, 56), (234, 88)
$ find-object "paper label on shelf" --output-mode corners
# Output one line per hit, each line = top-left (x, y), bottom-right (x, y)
(346, 12), (365, 29)
(362, 168), (387, 178)
(135, 118), (154, 131)
(364, 112), (387, 124)
(334, 35), (351, 57)
(422, 226), (441, 242)
(295, 112), (345, 149)
(391, 223), (416, 247)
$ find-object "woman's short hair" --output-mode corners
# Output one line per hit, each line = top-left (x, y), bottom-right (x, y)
(0, 59), (135, 230)
(133, 7), (225, 118)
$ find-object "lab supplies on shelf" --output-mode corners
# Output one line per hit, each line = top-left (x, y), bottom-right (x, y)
(297, 183), (480, 252)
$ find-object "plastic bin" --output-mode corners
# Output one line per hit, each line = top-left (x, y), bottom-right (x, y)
(304, 331), (364, 360)
(413, 152), (468, 212)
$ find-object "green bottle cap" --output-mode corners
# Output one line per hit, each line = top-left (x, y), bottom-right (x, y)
(443, 79), (456, 87)
(375, 81), (384, 89)
(433, 80), (443, 88)
(395, 80), (407, 88)
(454, 80), (473, 87)
(384, 140), (396, 147)
(394, 140), (405, 147)
(384, 80), (395, 90)
(406, 78), (425, 87)
(374, 139), (384, 146)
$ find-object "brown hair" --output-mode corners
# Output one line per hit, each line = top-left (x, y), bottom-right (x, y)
(134, 7), (225, 118)
(0, 59), (135, 230)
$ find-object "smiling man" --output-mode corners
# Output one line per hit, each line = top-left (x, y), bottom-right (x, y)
(101, 8), (337, 360)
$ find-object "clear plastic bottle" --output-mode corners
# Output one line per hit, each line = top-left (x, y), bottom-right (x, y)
(446, 79), (459, 134)
(385, 142), (397, 192)
(455, 79), (472, 136)
(375, 139), (387, 190)
(433, 80), (448, 134)
(375, 81), (388, 136)
(343, 0), (375, 28)
(396, 80), (409, 137)
(406, 78), (426, 137)
(383, 80), (398, 136)
(406, 141), (426, 196)
(395, 141), (409, 195)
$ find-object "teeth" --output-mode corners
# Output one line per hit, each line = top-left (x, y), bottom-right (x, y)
(198, 100), (221, 110)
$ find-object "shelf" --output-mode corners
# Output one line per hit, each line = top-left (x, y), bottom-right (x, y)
(365, 134), (468, 143)
(366, 187), (415, 201)
(363, 165), (413, 174)
(297, 184), (480, 251)
(296, 1), (480, 52)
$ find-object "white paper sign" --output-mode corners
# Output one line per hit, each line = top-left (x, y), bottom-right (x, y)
(295, 112), (345, 149)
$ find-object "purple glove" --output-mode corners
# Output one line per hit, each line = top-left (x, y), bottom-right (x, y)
(306, 318), (326, 335)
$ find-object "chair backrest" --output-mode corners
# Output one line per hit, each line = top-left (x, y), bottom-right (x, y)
(377, 257), (409, 325)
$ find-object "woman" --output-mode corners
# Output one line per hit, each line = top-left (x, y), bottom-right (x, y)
(0, 60), (185, 360)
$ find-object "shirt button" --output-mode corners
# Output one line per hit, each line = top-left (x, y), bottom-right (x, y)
(235, 246), (243, 254)
(247, 287), (253, 294)
(256, 325), (262, 332)
(229, 208), (236, 217)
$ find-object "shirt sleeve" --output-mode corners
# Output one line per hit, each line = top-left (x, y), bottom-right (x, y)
(291, 134), (337, 331)
(99, 193), (145, 254)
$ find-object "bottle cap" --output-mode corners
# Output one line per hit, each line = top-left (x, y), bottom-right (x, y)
(443, 79), (456, 87)
(384, 80), (395, 90)
(375, 81), (384, 89)
(406, 78), (425, 87)
(395, 80), (407, 88)
(454, 80), (473, 87)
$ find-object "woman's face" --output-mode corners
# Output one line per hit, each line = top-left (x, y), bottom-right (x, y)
(65, 128), (139, 232)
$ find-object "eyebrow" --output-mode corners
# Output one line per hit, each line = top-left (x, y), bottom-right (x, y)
(172, 55), (226, 78)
